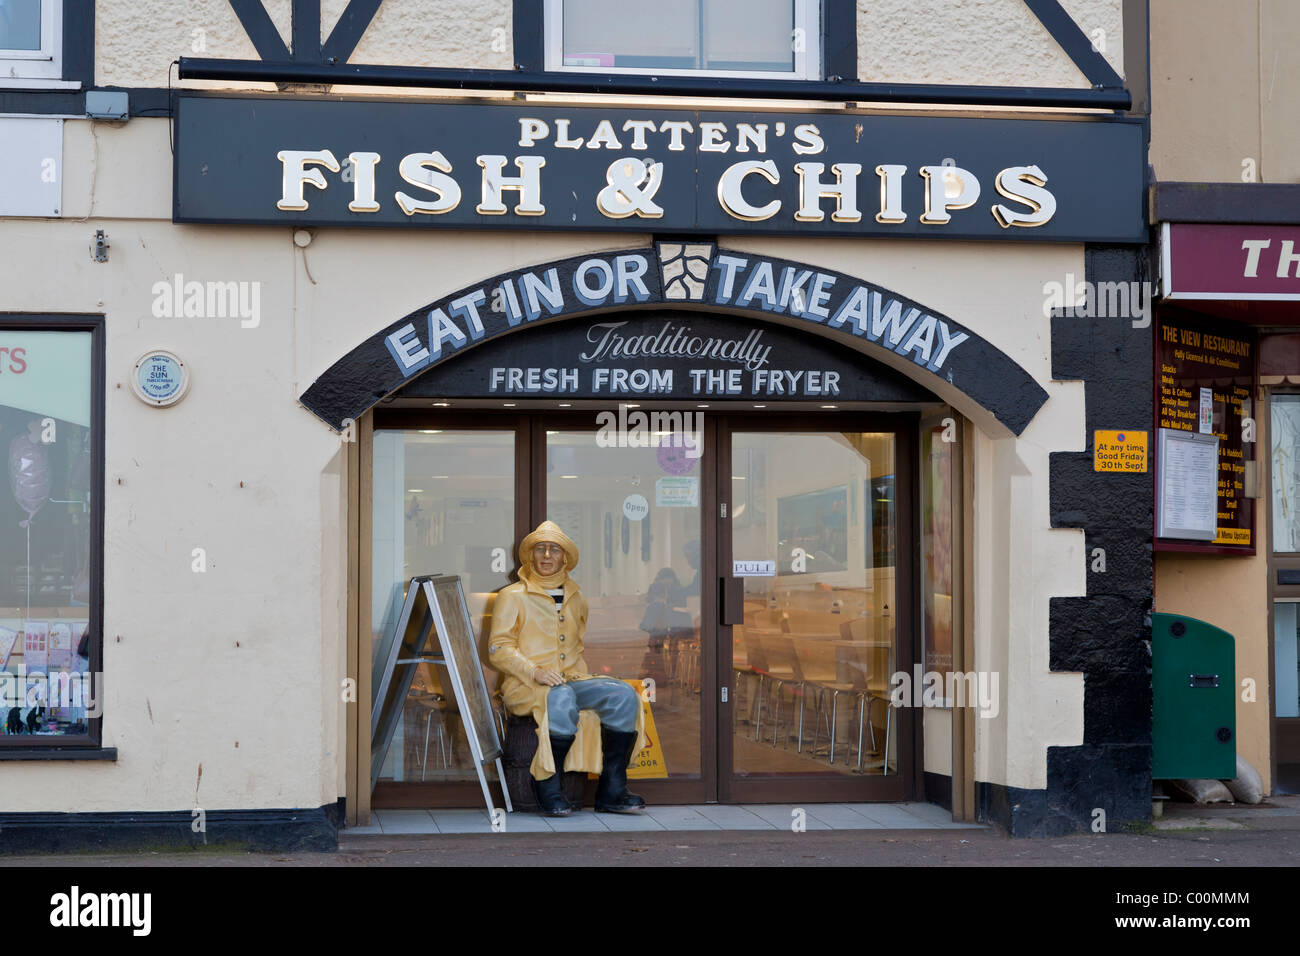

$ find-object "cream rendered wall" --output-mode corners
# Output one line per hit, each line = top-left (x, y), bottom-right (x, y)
(6, 114), (1092, 807)
(856, 0), (1123, 88)
(0, 115), (643, 813)
(924, 706), (952, 776)
(18, 0), (1118, 806)
(1150, 0), (1300, 184)
(96, 0), (1122, 94)
(96, 0), (513, 89)
(347, 0), (513, 72)
(723, 235), (1089, 794)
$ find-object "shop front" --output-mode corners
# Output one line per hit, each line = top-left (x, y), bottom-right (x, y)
(1154, 207), (1300, 794)
(0, 0), (1160, 846)
(352, 278), (945, 808)
(166, 84), (1147, 826)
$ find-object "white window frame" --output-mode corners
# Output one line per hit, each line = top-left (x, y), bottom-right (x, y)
(543, 0), (821, 81)
(0, 0), (64, 85)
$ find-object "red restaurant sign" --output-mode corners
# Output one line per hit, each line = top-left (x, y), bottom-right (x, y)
(1163, 223), (1300, 301)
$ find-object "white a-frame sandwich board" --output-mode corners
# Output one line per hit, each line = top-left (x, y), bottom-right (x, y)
(372, 575), (512, 822)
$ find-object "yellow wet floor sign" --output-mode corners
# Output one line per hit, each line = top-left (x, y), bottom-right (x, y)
(624, 678), (668, 779)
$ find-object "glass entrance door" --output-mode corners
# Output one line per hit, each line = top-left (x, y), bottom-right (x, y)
(367, 410), (915, 807)
(719, 418), (914, 802)
(1269, 393), (1300, 792)
(543, 420), (714, 803)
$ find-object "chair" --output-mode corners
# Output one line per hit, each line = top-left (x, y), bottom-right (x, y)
(742, 627), (797, 745)
(409, 691), (458, 780)
(793, 636), (856, 764)
(667, 622), (700, 693)
(757, 633), (807, 750)
(838, 619), (894, 775)
(863, 642), (894, 775)
(732, 625), (760, 731)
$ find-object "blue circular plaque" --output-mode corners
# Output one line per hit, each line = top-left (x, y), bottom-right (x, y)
(132, 351), (190, 406)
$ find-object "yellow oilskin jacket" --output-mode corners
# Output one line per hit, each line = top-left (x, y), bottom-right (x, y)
(488, 573), (647, 780)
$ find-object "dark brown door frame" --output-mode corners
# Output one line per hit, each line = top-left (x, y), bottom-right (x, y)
(369, 407), (921, 807)
(715, 411), (918, 804)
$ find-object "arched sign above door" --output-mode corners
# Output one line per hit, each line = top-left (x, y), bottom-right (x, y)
(396, 310), (935, 405)
(298, 242), (1048, 435)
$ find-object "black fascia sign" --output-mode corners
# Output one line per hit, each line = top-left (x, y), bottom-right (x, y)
(174, 95), (1146, 243)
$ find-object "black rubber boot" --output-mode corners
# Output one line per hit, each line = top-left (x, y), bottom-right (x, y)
(533, 734), (575, 816)
(594, 728), (646, 814)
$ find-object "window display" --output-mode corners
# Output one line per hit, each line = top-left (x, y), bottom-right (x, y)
(0, 328), (96, 742)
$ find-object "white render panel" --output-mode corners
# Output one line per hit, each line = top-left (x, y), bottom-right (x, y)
(856, 0), (1124, 88)
(97, 0), (513, 89)
(347, 0), (514, 72)
(923, 706), (952, 776)
(0, 118), (62, 217)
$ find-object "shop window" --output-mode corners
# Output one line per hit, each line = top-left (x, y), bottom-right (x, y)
(0, 0), (63, 83)
(542, 0), (822, 80)
(370, 428), (516, 784)
(1270, 394), (1300, 720)
(1273, 603), (1300, 720)
(0, 319), (102, 749)
(1272, 394), (1300, 552)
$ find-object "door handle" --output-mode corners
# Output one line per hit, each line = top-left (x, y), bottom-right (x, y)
(719, 576), (744, 626)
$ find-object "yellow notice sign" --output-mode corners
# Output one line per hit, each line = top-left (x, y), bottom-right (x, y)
(624, 678), (668, 779)
(1094, 430), (1148, 472)
(1215, 527), (1251, 546)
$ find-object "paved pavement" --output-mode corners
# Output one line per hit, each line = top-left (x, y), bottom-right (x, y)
(4, 795), (1297, 866)
(351, 801), (983, 834)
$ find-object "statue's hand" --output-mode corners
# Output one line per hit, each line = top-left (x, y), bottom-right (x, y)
(532, 667), (565, 687)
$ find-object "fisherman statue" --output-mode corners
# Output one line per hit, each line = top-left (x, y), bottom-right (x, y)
(488, 520), (648, 816)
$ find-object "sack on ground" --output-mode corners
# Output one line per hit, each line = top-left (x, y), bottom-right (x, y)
(1167, 778), (1235, 804)
(1222, 754), (1264, 805)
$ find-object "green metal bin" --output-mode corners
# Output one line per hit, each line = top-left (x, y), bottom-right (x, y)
(1151, 612), (1236, 780)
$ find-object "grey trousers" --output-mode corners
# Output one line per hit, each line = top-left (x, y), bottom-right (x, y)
(546, 677), (640, 737)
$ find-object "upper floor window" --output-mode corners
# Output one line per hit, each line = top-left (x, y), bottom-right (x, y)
(0, 0), (61, 82)
(544, 0), (821, 80)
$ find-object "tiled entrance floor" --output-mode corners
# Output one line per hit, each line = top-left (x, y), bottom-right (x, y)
(347, 803), (985, 835)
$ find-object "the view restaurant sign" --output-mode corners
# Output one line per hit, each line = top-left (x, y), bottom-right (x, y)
(173, 95), (1145, 242)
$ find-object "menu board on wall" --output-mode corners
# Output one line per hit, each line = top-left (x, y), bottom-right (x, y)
(1156, 310), (1257, 551)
